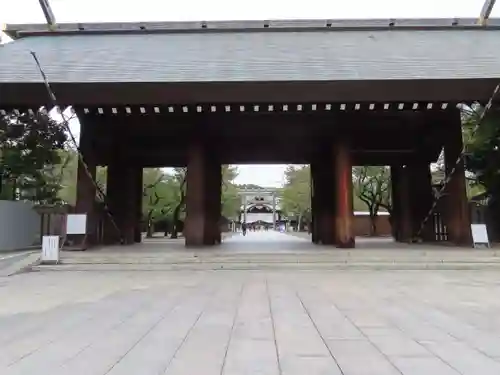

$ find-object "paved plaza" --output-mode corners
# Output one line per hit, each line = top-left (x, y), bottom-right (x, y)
(2, 232), (500, 374)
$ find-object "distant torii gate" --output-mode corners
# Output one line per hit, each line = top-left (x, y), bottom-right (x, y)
(238, 188), (278, 230)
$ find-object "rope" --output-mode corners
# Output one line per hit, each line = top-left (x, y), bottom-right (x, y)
(413, 83), (500, 242)
(30, 52), (124, 244)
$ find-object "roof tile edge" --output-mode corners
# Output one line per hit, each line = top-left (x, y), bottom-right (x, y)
(5, 18), (500, 38)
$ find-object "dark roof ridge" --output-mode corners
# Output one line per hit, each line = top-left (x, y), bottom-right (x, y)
(5, 17), (500, 39)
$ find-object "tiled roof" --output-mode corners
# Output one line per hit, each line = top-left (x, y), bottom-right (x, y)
(1, 19), (500, 84)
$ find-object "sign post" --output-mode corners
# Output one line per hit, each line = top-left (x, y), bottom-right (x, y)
(41, 235), (60, 264)
(64, 214), (89, 250)
(471, 224), (490, 248)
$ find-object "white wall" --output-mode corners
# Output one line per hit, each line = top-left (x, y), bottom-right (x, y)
(0, 201), (40, 251)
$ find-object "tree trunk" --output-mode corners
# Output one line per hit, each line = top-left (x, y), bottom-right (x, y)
(163, 221), (170, 237)
(146, 211), (154, 238)
(170, 204), (182, 239)
(170, 189), (186, 239)
(369, 215), (377, 236)
(12, 179), (17, 201)
(368, 204), (377, 236)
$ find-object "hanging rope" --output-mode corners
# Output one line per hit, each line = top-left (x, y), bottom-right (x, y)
(413, 83), (500, 242)
(30, 51), (124, 243)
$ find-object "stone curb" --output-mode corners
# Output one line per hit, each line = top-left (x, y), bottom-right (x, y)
(31, 262), (500, 272)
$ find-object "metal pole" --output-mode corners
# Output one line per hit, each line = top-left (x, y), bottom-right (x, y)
(30, 52), (124, 243)
(479, 0), (497, 25)
(272, 193), (276, 230)
(38, 0), (57, 27)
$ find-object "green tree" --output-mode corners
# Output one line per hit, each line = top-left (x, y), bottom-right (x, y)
(55, 150), (106, 205)
(280, 165), (311, 230)
(352, 166), (391, 236)
(169, 167), (187, 238)
(221, 165), (240, 219)
(464, 105), (500, 194)
(141, 168), (178, 237)
(52, 157), (240, 237)
(0, 110), (68, 203)
(464, 104), (500, 237)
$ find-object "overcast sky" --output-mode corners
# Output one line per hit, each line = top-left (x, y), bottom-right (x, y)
(1, 0), (497, 187)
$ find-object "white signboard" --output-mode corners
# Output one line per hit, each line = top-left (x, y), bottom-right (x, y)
(42, 235), (59, 262)
(471, 224), (490, 248)
(66, 214), (87, 235)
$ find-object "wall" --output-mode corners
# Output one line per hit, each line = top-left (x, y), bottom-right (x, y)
(354, 213), (392, 237)
(0, 200), (40, 251)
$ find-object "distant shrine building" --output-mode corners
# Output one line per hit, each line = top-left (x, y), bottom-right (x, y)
(239, 189), (282, 228)
(1, 18), (500, 248)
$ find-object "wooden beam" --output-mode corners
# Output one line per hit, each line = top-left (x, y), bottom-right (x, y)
(1, 80), (497, 106)
(5, 18), (495, 37)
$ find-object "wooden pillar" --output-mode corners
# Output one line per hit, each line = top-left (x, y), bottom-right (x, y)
(134, 167), (143, 243)
(122, 166), (138, 245)
(409, 162), (434, 242)
(75, 120), (97, 247)
(316, 159), (335, 245)
(105, 160), (125, 245)
(185, 142), (206, 246)
(204, 159), (221, 245)
(444, 111), (472, 245)
(333, 139), (355, 248)
(104, 159), (138, 246)
(397, 165), (414, 242)
(390, 166), (402, 241)
(310, 162), (320, 244)
(214, 163), (222, 244)
(184, 141), (221, 247)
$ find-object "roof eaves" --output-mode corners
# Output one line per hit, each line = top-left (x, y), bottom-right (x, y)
(5, 17), (500, 39)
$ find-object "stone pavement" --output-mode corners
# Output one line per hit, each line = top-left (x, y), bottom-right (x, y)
(0, 251), (40, 277)
(2, 267), (500, 374)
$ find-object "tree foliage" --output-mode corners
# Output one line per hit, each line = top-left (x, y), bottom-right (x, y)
(149, 165), (240, 237)
(352, 166), (391, 236)
(221, 165), (240, 219)
(141, 168), (178, 237)
(54, 160), (240, 237)
(464, 105), (500, 196)
(279, 164), (374, 231)
(464, 104), (500, 237)
(280, 165), (311, 228)
(0, 110), (68, 203)
(53, 150), (105, 204)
